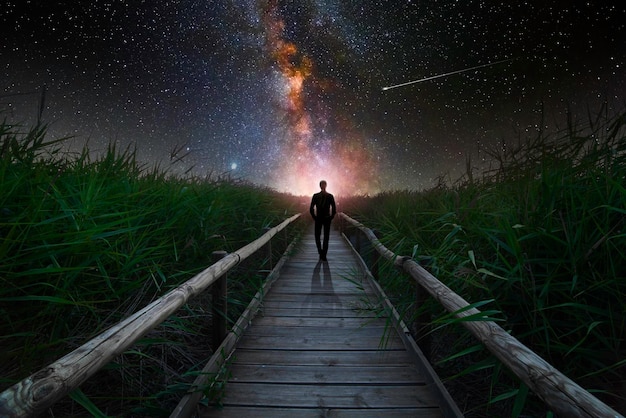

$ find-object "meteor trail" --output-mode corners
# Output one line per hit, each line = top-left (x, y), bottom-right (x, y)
(382, 58), (512, 91)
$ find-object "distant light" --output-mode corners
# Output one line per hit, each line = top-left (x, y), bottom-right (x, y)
(231, 162), (238, 170)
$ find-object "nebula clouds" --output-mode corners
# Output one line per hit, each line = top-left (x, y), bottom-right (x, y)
(260, 0), (379, 196)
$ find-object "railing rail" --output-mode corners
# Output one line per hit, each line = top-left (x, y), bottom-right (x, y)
(340, 213), (623, 418)
(0, 213), (301, 418)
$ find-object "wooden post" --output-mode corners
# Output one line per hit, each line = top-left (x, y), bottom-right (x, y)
(283, 221), (288, 253)
(371, 229), (381, 280)
(212, 250), (228, 350)
(414, 281), (431, 361)
(263, 227), (272, 270)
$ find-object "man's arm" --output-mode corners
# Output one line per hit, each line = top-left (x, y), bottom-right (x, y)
(330, 195), (337, 217)
(309, 194), (317, 219)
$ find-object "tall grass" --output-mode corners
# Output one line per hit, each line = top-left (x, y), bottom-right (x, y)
(342, 108), (626, 416)
(0, 121), (305, 416)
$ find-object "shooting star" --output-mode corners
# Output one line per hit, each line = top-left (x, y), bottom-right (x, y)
(382, 58), (513, 91)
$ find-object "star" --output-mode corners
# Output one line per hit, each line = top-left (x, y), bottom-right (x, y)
(1, 0), (624, 194)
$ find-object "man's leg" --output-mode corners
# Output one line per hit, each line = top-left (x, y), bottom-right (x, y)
(314, 220), (323, 256)
(322, 219), (331, 258)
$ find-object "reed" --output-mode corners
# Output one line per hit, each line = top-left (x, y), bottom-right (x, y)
(342, 108), (626, 416)
(0, 121), (304, 416)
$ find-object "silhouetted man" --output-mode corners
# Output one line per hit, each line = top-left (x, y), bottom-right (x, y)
(309, 180), (337, 261)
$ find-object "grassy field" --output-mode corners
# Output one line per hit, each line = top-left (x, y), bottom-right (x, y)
(0, 121), (306, 416)
(341, 108), (626, 416)
(2, 107), (625, 417)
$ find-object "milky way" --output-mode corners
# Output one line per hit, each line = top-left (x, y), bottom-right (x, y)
(2, 1), (625, 196)
(261, 0), (379, 196)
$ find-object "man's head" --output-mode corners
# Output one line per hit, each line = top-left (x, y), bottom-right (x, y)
(319, 180), (327, 191)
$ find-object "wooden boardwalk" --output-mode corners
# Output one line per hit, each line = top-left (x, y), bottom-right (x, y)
(200, 224), (460, 417)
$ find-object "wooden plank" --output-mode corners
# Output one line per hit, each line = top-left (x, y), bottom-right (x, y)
(242, 324), (393, 338)
(208, 407), (444, 418)
(263, 293), (370, 302)
(236, 334), (405, 350)
(258, 300), (374, 312)
(226, 364), (425, 384)
(258, 301), (381, 316)
(249, 316), (387, 328)
(229, 349), (417, 366)
(216, 382), (440, 409)
(268, 282), (374, 293)
(277, 267), (358, 275)
(267, 289), (366, 298)
(261, 292), (379, 303)
(255, 306), (379, 318)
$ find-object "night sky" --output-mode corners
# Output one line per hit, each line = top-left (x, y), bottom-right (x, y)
(2, 1), (625, 196)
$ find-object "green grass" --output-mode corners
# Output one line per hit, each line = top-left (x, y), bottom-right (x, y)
(0, 121), (305, 416)
(342, 108), (626, 416)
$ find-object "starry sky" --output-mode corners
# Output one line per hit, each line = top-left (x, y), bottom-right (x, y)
(2, 1), (625, 196)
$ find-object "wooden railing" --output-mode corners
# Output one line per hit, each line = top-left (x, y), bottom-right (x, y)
(0, 214), (301, 418)
(339, 213), (623, 418)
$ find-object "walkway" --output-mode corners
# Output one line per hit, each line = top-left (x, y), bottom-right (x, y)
(200, 224), (459, 417)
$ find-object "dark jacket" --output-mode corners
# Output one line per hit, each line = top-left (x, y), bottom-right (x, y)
(310, 191), (336, 221)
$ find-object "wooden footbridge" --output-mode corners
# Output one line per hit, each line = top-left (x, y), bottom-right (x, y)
(191, 223), (459, 417)
(1, 214), (623, 417)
